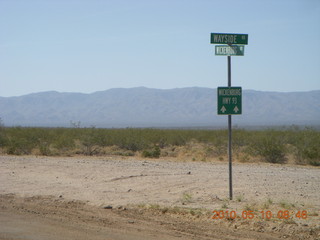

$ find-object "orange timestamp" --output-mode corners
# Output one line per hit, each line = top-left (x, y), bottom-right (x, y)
(212, 210), (308, 220)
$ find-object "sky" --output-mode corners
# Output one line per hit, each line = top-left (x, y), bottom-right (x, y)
(1, 0), (320, 97)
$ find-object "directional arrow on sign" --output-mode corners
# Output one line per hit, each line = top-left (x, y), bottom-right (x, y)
(233, 106), (239, 113)
(221, 106), (227, 113)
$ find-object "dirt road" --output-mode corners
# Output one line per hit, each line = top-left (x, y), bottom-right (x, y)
(0, 156), (319, 239)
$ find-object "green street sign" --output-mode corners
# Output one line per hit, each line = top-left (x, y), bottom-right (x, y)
(215, 45), (244, 56)
(217, 87), (242, 115)
(211, 33), (248, 45)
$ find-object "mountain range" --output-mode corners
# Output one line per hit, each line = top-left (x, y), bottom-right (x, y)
(0, 87), (319, 128)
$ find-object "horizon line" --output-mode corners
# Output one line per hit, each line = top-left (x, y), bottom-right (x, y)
(1, 87), (320, 98)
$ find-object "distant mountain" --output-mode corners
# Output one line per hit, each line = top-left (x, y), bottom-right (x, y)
(0, 87), (319, 127)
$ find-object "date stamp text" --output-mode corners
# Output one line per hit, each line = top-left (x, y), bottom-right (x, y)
(212, 210), (308, 220)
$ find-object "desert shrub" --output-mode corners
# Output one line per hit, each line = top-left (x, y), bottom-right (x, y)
(4, 127), (38, 155)
(118, 136), (147, 152)
(166, 132), (187, 146)
(292, 128), (320, 166)
(233, 129), (251, 147)
(0, 120), (6, 148)
(39, 141), (51, 155)
(204, 146), (215, 157)
(213, 138), (227, 156)
(52, 130), (75, 153)
(37, 134), (53, 155)
(142, 146), (161, 158)
(77, 127), (108, 155)
(248, 130), (287, 164)
(6, 138), (32, 155)
(108, 128), (148, 151)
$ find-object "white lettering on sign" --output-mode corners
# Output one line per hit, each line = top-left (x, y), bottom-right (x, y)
(223, 97), (231, 104)
(217, 47), (235, 55)
(218, 89), (241, 96)
(214, 34), (237, 44)
(216, 46), (244, 55)
(232, 97), (237, 104)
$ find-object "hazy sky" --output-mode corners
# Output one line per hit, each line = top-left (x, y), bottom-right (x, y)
(1, 0), (319, 97)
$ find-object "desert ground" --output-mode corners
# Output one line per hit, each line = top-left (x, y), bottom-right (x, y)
(0, 155), (319, 240)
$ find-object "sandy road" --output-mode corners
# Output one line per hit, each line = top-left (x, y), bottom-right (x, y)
(0, 155), (319, 239)
(0, 205), (192, 240)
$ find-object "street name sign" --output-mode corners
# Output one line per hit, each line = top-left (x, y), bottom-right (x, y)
(215, 45), (244, 56)
(211, 33), (248, 45)
(217, 87), (242, 115)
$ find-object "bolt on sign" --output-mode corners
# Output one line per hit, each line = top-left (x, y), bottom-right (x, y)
(215, 45), (244, 56)
(210, 33), (248, 45)
(217, 87), (242, 115)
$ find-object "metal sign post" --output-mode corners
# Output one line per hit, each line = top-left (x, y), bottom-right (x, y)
(211, 32), (248, 200)
(227, 55), (233, 200)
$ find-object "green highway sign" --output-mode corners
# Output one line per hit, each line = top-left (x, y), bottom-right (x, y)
(211, 33), (248, 45)
(217, 87), (242, 115)
(215, 45), (244, 56)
